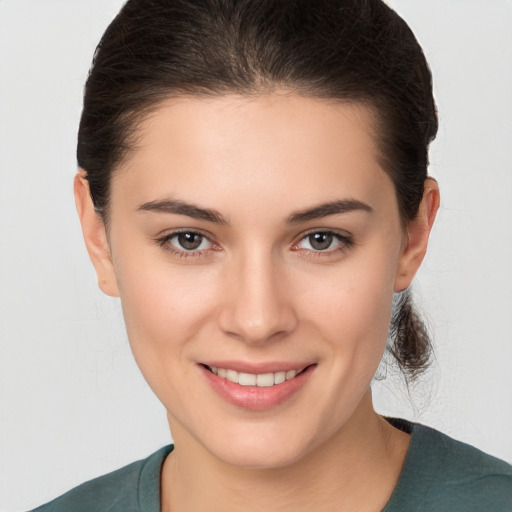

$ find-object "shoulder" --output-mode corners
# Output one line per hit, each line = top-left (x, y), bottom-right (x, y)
(386, 420), (512, 512)
(416, 423), (512, 484)
(426, 422), (510, 458)
(28, 445), (173, 512)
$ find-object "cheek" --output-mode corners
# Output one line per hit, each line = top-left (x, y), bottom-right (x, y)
(113, 251), (220, 368)
(114, 262), (226, 418)
(302, 246), (398, 369)
(312, 278), (392, 361)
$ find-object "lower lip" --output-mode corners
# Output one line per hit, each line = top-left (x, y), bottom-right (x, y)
(200, 365), (315, 411)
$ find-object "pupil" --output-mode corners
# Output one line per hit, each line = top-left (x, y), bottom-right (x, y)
(178, 233), (202, 250)
(310, 233), (333, 250)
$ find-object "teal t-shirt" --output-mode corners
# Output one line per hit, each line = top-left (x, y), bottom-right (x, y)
(29, 420), (512, 511)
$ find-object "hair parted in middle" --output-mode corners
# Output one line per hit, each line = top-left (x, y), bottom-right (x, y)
(77, 0), (438, 381)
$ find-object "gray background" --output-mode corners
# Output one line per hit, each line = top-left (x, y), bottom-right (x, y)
(1, 1), (511, 510)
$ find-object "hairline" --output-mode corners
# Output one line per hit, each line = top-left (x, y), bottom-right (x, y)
(89, 87), (405, 231)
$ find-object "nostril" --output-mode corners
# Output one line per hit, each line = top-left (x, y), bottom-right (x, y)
(217, 268), (299, 344)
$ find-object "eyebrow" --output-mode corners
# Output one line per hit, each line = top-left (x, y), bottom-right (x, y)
(287, 199), (373, 223)
(138, 198), (229, 225)
(138, 197), (372, 225)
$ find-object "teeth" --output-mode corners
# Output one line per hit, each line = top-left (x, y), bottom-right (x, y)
(208, 366), (304, 387)
(256, 373), (274, 387)
(239, 372), (257, 386)
(286, 370), (297, 380)
(274, 371), (286, 384)
(226, 369), (238, 383)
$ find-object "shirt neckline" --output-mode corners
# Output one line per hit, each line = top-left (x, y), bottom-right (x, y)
(140, 418), (424, 512)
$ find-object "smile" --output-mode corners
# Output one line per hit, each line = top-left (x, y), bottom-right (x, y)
(205, 365), (306, 387)
(200, 362), (315, 410)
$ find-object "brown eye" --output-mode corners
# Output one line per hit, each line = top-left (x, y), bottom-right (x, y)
(176, 232), (204, 250)
(293, 230), (353, 255)
(156, 230), (217, 258)
(308, 232), (334, 251)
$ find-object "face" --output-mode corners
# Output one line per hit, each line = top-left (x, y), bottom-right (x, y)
(78, 93), (431, 468)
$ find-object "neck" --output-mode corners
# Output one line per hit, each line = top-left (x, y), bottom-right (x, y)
(161, 391), (409, 512)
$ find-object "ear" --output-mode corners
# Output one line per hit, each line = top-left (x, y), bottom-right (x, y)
(394, 178), (440, 292)
(74, 170), (120, 297)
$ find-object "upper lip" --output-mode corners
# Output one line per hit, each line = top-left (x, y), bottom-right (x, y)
(200, 360), (315, 374)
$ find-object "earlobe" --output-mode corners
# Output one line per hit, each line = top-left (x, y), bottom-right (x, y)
(74, 170), (120, 297)
(394, 178), (440, 292)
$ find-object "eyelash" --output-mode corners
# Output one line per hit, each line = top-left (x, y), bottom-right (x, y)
(291, 230), (354, 257)
(155, 229), (218, 259)
(155, 229), (354, 259)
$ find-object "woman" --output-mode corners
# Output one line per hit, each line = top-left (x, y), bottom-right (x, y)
(26, 0), (512, 510)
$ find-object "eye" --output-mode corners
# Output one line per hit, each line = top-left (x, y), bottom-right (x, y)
(293, 230), (353, 254)
(156, 230), (217, 257)
(304, 232), (335, 251)
(172, 232), (210, 251)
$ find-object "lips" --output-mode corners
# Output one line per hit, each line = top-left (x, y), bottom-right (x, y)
(199, 362), (315, 410)
(205, 365), (307, 387)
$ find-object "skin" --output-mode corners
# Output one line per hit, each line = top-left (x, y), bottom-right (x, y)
(75, 93), (439, 511)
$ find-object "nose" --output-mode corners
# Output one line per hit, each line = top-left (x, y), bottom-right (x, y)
(218, 249), (298, 344)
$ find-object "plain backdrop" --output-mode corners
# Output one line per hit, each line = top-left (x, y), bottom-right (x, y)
(1, 1), (511, 510)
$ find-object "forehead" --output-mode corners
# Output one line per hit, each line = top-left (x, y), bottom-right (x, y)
(112, 93), (394, 216)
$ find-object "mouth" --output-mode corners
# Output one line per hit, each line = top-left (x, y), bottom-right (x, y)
(202, 364), (309, 387)
(199, 362), (316, 410)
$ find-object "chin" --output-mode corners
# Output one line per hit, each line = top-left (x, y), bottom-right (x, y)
(212, 443), (309, 470)
(198, 421), (322, 470)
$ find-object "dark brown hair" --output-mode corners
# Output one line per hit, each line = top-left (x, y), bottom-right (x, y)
(78, 0), (437, 379)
